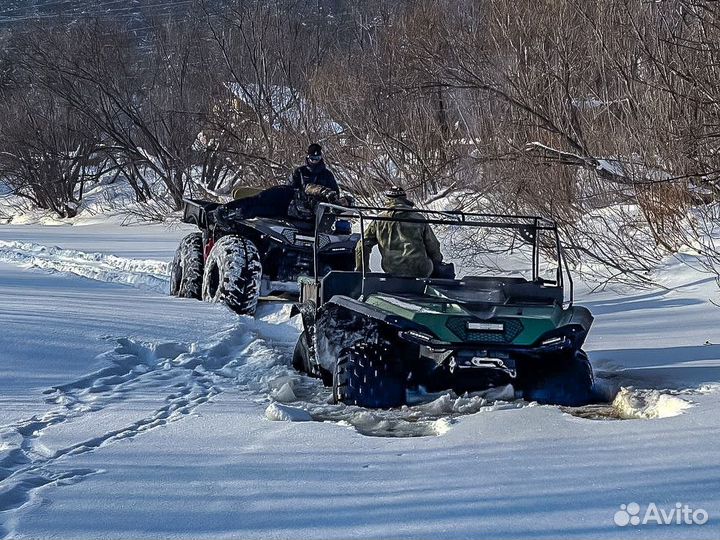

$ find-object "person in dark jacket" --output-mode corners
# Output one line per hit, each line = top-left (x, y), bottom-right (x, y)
(287, 143), (346, 219)
(291, 143), (339, 193)
(356, 186), (443, 278)
(213, 143), (341, 225)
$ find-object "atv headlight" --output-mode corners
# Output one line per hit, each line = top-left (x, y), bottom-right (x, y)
(268, 225), (296, 244)
(541, 336), (565, 346)
(538, 335), (571, 351)
(398, 329), (450, 347)
(282, 228), (297, 244)
(404, 330), (434, 343)
(535, 325), (585, 351)
(317, 234), (354, 252)
(317, 233), (331, 250)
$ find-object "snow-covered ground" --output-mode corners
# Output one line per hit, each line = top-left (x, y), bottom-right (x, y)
(1, 220), (719, 539)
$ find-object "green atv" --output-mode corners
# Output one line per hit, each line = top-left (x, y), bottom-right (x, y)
(292, 203), (595, 408)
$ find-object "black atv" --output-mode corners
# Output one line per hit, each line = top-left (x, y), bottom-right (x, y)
(169, 194), (359, 315)
(292, 203), (596, 408)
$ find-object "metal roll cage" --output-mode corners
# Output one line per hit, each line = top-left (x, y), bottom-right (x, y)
(314, 203), (574, 305)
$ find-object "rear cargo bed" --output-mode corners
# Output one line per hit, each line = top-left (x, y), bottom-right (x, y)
(182, 198), (220, 228)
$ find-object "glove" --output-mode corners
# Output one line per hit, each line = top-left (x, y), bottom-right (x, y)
(304, 184), (337, 202)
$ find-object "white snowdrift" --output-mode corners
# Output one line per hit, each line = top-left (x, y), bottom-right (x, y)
(289, 386), (526, 438)
(0, 240), (170, 293)
(265, 403), (312, 422)
(612, 387), (692, 419)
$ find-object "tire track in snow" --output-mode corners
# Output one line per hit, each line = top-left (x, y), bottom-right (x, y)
(0, 241), (535, 436)
(0, 314), (301, 535)
(0, 338), (227, 535)
(0, 243), (527, 533)
(0, 240), (170, 292)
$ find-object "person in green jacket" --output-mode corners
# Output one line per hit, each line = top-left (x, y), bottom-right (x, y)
(355, 186), (443, 278)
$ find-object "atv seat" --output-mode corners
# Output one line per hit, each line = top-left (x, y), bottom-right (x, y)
(429, 277), (563, 305)
(319, 271), (563, 306)
(320, 271), (430, 304)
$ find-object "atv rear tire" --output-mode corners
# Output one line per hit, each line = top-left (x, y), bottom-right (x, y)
(333, 343), (406, 408)
(170, 232), (204, 299)
(523, 350), (594, 406)
(202, 235), (262, 315)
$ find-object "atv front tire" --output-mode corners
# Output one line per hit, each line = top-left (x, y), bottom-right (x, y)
(170, 232), (204, 299)
(333, 343), (406, 408)
(294, 331), (333, 385)
(293, 331), (312, 373)
(523, 350), (594, 406)
(202, 235), (262, 315)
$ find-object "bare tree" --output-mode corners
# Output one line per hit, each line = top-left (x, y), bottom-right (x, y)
(11, 16), (217, 210)
(0, 59), (99, 218)
(198, 0), (321, 187)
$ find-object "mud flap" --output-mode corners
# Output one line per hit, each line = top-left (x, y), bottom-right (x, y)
(315, 303), (384, 374)
(290, 300), (316, 332)
(522, 350), (595, 406)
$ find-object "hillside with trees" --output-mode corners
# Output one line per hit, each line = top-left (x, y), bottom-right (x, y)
(1, 0), (719, 285)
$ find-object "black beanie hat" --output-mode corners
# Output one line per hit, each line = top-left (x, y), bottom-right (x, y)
(307, 143), (322, 157)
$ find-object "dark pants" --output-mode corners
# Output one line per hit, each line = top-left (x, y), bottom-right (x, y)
(226, 185), (295, 219)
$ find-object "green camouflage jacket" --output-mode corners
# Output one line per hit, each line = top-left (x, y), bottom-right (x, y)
(355, 198), (443, 278)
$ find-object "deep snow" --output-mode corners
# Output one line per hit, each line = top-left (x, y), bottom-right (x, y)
(0, 221), (719, 539)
